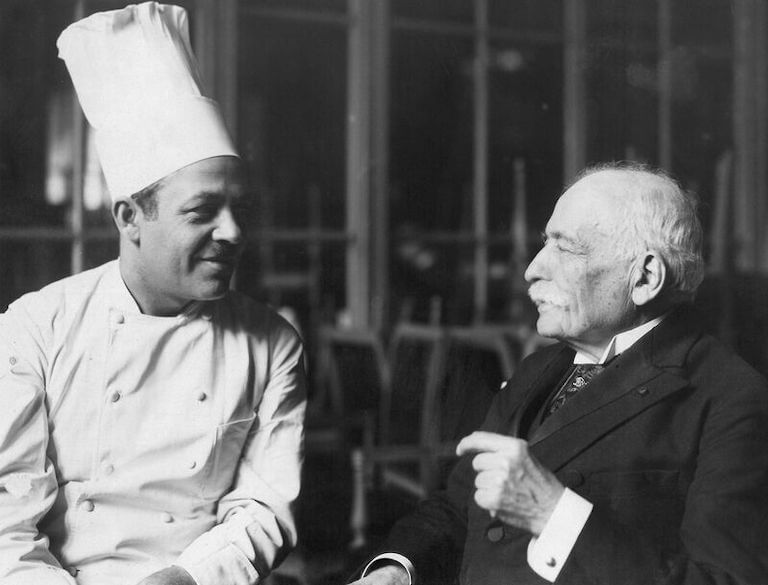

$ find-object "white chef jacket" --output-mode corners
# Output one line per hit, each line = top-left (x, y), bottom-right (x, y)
(0, 260), (306, 585)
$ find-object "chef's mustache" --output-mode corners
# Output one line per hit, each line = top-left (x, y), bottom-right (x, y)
(201, 243), (240, 262)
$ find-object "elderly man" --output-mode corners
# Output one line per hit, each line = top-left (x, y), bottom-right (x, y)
(354, 163), (768, 585)
(0, 4), (305, 585)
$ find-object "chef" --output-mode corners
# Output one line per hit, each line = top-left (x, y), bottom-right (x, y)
(0, 3), (306, 585)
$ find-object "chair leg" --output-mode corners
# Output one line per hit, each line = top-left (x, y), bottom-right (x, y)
(362, 414), (376, 489)
(349, 447), (368, 551)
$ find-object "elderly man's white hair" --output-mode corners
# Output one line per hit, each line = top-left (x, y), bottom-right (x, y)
(569, 162), (705, 303)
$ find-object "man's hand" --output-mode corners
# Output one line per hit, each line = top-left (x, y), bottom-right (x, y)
(348, 564), (410, 585)
(456, 431), (565, 536)
(135, 566), (196, 585)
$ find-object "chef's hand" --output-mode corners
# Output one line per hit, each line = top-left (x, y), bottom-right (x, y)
(347, 564), (410, 585)
(135, 566), (196, 585)
(456, 431), (564, 536)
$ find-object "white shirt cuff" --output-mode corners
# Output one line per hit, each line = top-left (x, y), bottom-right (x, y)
(177, 543), (260, 585)
(527, 487), (593, 582)
(362, 553), (415, 585)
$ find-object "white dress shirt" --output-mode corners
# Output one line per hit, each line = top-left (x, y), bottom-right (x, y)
(0, 260), (306, 585)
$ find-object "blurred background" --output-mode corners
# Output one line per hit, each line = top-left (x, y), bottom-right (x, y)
(2, 0), (768, 582)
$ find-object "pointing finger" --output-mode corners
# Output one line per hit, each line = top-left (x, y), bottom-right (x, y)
(456, 431), (526, 457)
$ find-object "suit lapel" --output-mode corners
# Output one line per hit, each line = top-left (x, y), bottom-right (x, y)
(528, 306), (701, 471)
(501, 345), (574, 437)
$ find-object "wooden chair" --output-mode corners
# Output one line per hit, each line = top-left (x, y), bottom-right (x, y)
(346, 323), (552, 547)
(349, 323), (449, 548)
(430, 327), (516, 486)
(306, 326), (389, 550)
(311, 326), (388, 452)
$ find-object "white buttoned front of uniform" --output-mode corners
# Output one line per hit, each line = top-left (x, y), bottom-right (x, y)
(0, 260), (306, 585)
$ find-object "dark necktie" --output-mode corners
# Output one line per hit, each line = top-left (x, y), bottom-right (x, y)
(545, 363), (605, 417)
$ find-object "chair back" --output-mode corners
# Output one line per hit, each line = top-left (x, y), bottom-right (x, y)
(417, 327), (515, 488)
(383, 323), (447, 448)
(318, 326), (388, 436)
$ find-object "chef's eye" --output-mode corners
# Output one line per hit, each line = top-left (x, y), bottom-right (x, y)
(189, 205), (219, 221)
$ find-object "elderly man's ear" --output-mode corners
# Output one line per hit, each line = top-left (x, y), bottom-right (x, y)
(631, 252), (666, 307)
(113, 200), (141, 243)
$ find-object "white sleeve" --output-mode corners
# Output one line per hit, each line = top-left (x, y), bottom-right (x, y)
(176, 323), (306, 585)
(527, 487), (593, 582)
(362, 553), (416, 584)
(0, 313), (77, 585)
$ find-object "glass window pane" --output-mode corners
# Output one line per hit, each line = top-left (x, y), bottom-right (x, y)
(673, 0), (732, 48)
(236, 241), (345, 330)
(392, 0), (474, 24)
(587, 0), (658, 42)
(389, 32), (474, 321)
(391, 240), (470, 324)
(490, 0), (562, 36)
(1, 2), (73, 228)
(390, 33), (474, 232)
(0, 240), (71, 310)
(584, 0), (660, 163)
(488, 41), (563, 234)
(247, 0), (345, 14)
(239, 15), (347, 231)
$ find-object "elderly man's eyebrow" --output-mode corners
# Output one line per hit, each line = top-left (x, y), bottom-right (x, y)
(544, 230), (581, 246)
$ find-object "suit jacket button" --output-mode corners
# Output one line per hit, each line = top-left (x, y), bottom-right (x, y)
(486, 523), (505, 542)
(562, 470), (584, 488)
(637, 386), (649, 396)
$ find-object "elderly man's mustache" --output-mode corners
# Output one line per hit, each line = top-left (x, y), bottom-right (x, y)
(528, 282), (569, 308)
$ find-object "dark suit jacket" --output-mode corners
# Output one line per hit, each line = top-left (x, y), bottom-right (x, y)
(380, 306), (768, 585)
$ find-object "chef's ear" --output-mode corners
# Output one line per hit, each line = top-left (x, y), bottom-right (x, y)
(631, 251), (666, 307)
(112, 198), (141, 243)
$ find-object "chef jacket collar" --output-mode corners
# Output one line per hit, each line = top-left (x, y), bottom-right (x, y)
(106, 260), (207, 321)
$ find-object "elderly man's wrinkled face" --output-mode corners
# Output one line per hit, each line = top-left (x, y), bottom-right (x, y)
(524, 172), (639, 357)
(134, 156), (248, 314)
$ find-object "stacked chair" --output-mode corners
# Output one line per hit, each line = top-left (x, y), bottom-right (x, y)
(312, 319), (552, 550)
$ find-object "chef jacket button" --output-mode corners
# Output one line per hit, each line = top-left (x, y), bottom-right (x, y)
(103, 464), (115, 476)
(197, 392), (208, 402)
(160, 512), (174, 523)
(546, 557), (557, 568)
(8, 356), (17, 366)
(486, 523), (505, 542)
(188, 461), (197, 470)
(111, 391), (122, 403)
(113, 312), (125, 325)
(82, 499), (94, 512)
